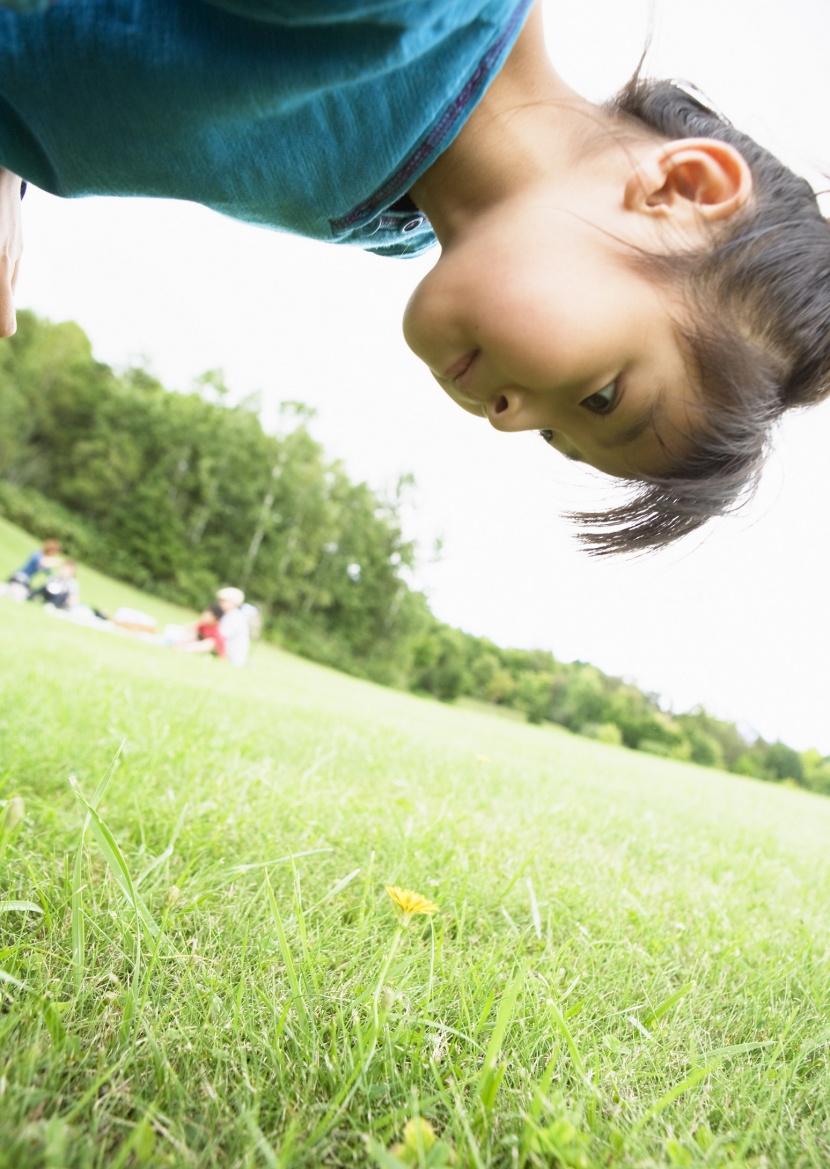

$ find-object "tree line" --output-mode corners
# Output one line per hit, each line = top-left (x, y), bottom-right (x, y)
(2, 311), (827, 796)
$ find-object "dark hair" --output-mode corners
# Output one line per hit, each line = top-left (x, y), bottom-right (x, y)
(574, 77), (830, 555)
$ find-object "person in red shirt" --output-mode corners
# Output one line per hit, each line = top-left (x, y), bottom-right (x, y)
(178, 602), (227, 659)
(195, 602), (226, 657)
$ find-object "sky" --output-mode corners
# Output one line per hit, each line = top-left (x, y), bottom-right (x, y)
(11, 0), (830, 752)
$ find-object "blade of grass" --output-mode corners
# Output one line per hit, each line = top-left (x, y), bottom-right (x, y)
(641, 981), (695, 1028)
(306, 868), (361, 914)
(226, 847), (332, 876)
(0, 967), (27, 990)
(526, 878), (542, 940)
(518, 1046), (562, 1169)
(70, 777), (160, 945)
(448, 1076), (486, 1169)
(263, 872), (309, 1038)
(134, 802), (189, 888)
(475, 969), (524, 1111)
(692, 1039), (775, 1063)
(495, 855), (535, 905)
(290, 856), (319, 998)
(71, 743), (134, 992)
(547, 999), (600, 1099)
(89, 742), (125, 808)
(629, 1065), (713, 1136)
(71, 830), (87, 995)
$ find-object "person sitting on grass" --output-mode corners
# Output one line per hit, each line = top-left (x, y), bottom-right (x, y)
(215, 588), (251, 669)
(27, 558), (79, 611)
(7, 538), (62, 594)
(0, 2), (827, 552)
(177, 602), (228, 660)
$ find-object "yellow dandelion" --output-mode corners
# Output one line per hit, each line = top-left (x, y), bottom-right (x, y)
(385, 886), (438, 924)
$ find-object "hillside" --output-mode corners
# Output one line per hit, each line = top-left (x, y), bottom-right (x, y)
(1, 528), (829, 1167)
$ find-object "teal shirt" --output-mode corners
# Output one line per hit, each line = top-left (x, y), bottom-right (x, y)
(0, 0), (532, 256)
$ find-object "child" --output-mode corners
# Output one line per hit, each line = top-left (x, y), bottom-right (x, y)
(27, 558), (79, 610)
(0, 2), (826, 553)
(177, 602), (227, 658)
(196, 603), (227, 657)
(7, 538), (62, 592)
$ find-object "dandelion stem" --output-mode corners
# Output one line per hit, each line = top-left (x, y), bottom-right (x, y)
(372, 924), (403, 1029)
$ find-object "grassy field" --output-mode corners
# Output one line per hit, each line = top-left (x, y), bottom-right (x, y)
(1, 518), (829, 1168)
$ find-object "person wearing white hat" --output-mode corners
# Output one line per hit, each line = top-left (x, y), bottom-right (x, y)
(216, 586), (250, 668)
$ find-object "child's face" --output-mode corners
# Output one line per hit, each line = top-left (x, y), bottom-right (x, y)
(402, 190), (702, 479)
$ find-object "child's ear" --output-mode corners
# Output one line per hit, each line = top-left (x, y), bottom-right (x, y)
(624, 138), (752, 225)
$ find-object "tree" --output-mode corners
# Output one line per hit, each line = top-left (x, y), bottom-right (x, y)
(411, 624), (469, 701)
(764, 741), (804, 785)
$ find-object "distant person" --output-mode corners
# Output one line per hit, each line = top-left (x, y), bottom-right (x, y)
(7, 538), (62, 593)
(197, 602), (227, 657)
(177, 602), (227, 659)
(216, 587), (250, 668)
(28, 558), (79, 610)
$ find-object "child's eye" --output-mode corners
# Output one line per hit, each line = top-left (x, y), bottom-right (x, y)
(537, 429), (583, 462)
(581, 381), (619, 415)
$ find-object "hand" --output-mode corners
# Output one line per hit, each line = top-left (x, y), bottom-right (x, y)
(0, 168), (24, 337)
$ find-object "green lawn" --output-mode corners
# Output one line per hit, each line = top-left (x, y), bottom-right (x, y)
(1, 518), (828, 1168)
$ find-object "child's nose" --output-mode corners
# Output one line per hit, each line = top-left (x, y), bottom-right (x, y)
(484, 388), (542, 432)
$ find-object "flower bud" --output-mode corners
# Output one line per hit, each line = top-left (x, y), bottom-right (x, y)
(3, 797), (24, 833)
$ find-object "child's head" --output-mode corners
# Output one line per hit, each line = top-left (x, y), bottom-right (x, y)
(216, 586), (244, 612)
(577, 77), (830, 553)
(404, 77), (829, 554)
(42, 539), (62, 557)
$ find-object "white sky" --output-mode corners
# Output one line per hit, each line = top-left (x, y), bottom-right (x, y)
(12, 0), (830, 752)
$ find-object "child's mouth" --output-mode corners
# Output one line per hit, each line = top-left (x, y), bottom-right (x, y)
(443, 349), (479, 385)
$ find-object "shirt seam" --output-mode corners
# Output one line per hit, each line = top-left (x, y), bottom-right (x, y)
(330, 0), (533, 234)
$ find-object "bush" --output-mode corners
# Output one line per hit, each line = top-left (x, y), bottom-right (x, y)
(0, 481), (99, 559)
(581, 722), (624, 747)
(638, 738), (674, 758)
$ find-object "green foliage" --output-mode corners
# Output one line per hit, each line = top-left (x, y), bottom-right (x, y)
(801, 749), (830, 795)
(411, 624), (470, 701)
(580, 721), (624, 747)
(0, 480), (99, 559)
(764, 740), (805, 784)
(549, 665), (610, 731)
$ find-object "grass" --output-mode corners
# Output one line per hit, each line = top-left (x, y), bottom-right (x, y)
(0, 517), (829, 1167)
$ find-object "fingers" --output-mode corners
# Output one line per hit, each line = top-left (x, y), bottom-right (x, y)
(0, 168), (24, 338)
(0, 256), (17, 337)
